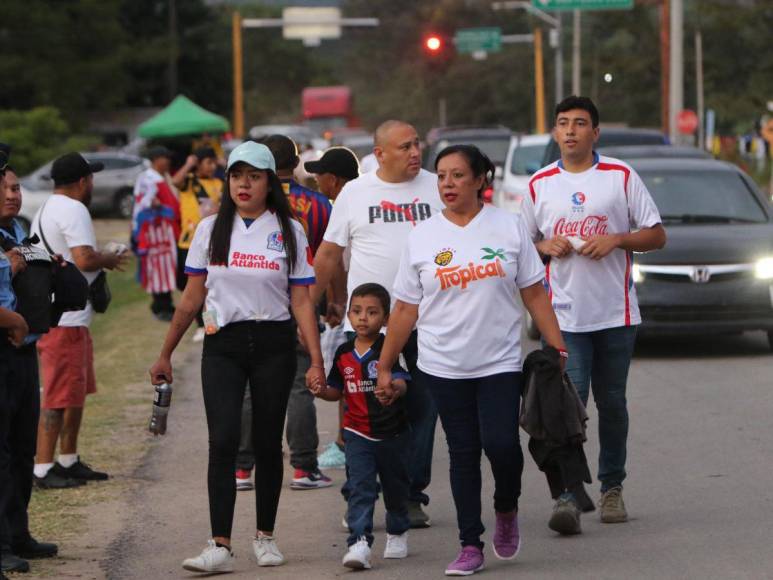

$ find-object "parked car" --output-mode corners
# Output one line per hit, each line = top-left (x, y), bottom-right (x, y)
(596, 144), (710, 160)
(525, 158), (773, 348)
(20, 152), (148, 220)
(495, 133), (550, 213)
(541, 127), (669, 166)
(330, 132), (374, 162)
(632, 158), (773, 347)
(423, 125), (513, 194)
(248, 124), (328, 151)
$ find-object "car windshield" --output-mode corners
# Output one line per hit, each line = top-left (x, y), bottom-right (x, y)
(639, 169), (768, 224)
(510, 143), (548, 175)
(597, 132), (666, 147)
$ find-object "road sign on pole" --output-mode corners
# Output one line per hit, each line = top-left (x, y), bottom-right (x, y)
(677, 109), (698, 135)
(454, 27), (502, 54)
(532, 0), (633, 10)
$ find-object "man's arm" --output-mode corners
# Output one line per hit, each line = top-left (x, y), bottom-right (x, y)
(578, 225), (666, 261)
(171, 156), (197, 188)
(312, 241), (345, 305)
(70, 245), (128, 273)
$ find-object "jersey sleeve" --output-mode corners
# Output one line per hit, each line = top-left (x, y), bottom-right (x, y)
(326, 349), (345, 390)
(184, 218), (211, 275)
(322, 188), (350, 247)
(518, 187), (543, 242)
(288, 221), (315, 286)
(626, 169), (662, 230)
(514, 215), (546, 289)
(391, 240), (422, 305)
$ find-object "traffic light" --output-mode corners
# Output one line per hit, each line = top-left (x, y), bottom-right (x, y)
(425, 35), (443, 53)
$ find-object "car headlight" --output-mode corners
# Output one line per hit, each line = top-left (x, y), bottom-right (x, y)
(755, 257), (773, 280)
(632, 264), (643, 283)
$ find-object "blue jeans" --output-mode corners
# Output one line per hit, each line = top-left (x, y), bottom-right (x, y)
(343, 430), (411, 547)
(419, 369), (523, 549)
(562, 325), (638, 492)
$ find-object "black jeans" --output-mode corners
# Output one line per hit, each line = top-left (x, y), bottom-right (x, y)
(0, 344), (39, 550)
(343, 429), (410, 547)
(201, 320), (296, 537)
(176, 248), (203, 327)
(419, 369), (524, 549)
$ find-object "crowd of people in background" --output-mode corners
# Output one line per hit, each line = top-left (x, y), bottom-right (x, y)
(0, 94), (665, 579)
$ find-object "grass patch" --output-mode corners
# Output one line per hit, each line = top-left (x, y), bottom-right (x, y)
(26, 257), (192, 575)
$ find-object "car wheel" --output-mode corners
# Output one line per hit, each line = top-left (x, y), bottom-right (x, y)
(114, 189), (134, 219)
(525, 311), (541, 340)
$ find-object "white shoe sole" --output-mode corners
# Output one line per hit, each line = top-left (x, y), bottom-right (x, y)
(343, 558), (372, 570)
(181, 561), (234, 573)
(493, 534), (522, 560)
(257, 558), (285, 567)
(445, 564), (484, 576)
(384, 550), (408, 559)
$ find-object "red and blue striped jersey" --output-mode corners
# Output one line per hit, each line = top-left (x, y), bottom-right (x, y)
(282, 179), (332, 257)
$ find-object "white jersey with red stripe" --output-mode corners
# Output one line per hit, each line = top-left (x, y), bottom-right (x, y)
(519, 153), (661, 332)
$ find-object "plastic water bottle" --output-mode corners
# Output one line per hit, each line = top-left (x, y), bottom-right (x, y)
(148, 383), (173, 435)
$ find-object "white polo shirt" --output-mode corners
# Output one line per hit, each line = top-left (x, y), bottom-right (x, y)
(393, 205), (545, 379)
(520, 154), (661, 332)
(323, 169), (443, 330)
(185, 213), (314, 326)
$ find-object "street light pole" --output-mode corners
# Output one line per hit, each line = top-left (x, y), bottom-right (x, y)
(232, 11), (244, 138)
(669, 0), (684, 143)
(572, 10), (581, 95)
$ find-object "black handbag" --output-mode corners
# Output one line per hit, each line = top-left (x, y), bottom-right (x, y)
(88, 270), (111, 313)
(38, 200), (110, 314)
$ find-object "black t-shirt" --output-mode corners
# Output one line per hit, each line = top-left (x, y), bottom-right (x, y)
(327, 334), (411, 440)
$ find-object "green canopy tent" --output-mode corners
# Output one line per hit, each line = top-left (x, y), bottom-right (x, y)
(138, 95), (230, 138)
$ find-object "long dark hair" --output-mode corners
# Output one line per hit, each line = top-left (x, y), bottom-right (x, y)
(434, 144), (495, 198)
(208, 167), (298, 271)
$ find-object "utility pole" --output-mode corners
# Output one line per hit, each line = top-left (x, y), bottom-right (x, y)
(668, 0), (683, 143)
(555, 12), (564, 103)
(534, 28), (546, 133)
(572, 10), (581, 95)
(660, 0), (670, 136)
(695, 29), (704, 149)
(168, 0), (178, 101)
(232, 11), (244, 138)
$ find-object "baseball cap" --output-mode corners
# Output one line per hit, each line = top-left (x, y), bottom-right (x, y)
(304, 147), (360, 181)
(50, 152), (104, 186)
(226, 141), (276, 173)
(146, 145), (173, 160)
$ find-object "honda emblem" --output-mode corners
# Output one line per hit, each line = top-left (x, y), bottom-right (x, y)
(690, 267), (711, 283)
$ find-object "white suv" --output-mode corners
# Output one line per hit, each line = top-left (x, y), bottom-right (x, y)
(494, 133), (550, 213)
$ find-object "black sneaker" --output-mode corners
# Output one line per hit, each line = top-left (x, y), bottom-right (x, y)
(12, 537), (58, 559)
(33, 470), (86, 489)
(406, 501), (431, 528)
(52, 460), (109, 481)
(548, 495), (582, 535)
(0, 550), (30, 573)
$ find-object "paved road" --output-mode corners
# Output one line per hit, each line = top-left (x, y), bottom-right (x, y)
(108, 331), (773, 579)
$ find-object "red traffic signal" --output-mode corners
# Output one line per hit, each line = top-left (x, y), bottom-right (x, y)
(425, 35), (443, 53)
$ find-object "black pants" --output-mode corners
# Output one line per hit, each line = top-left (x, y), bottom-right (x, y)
(0, 344), (39, 550)
(201, 320), (296, 537)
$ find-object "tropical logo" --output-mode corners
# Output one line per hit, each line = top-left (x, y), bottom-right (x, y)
(434, 248), (454, 266)
(481, 247), (505, 260)
(435, 260), (506, 291)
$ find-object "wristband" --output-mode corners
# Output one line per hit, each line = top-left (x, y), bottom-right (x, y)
(558, 349), (569, 359)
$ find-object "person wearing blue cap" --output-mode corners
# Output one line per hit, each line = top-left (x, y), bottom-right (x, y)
(149, 141), (325, 574)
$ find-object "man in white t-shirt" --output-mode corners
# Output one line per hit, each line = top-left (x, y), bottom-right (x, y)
(31, 153), (128, 488)
(313, 120), (443, 527)
(520, 97), (666, 527)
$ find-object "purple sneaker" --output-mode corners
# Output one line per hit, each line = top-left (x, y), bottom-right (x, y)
(493, 511), (521, 560)
(445, 545), (484, 576)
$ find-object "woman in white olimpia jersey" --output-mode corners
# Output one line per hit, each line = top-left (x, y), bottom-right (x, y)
(149, 142), (325, 574)
(377, 145), (566, 576)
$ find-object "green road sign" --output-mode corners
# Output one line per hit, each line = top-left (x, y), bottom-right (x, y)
(532, 0), (633, 10)
(454, 27), (502, 54)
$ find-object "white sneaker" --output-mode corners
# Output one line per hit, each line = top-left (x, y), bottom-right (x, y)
(343, 537), (372, 570)
(253, 534), (285, 566)
(192, 327), (206, 343)
(181, 540), (234, 573)
(383, 532), (408, 559)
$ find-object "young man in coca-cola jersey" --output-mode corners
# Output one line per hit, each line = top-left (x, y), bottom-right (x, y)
(520, 96), (665, 532)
